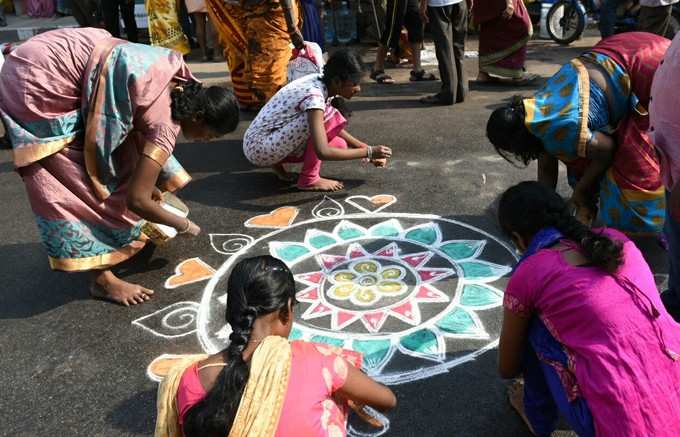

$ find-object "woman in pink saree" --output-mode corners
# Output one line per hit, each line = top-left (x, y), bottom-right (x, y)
(473, 0), (537, 84)
(0, 28), (239, 306)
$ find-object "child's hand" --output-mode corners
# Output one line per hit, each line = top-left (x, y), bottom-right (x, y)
(371, 145), (392, 159)
(371, 158), (388, 167)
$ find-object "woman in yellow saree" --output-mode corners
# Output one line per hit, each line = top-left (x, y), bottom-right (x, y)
(147, 0), (192, 54)
(206, 0), (304, 109)
(155, 256), (396, 437)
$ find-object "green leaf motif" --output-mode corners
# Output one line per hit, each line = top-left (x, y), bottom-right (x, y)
(436, 308), (477, 334)
(370, 220), (401, 237)
(352, 339), (391, 371)
(309, 234), (336, 249)
(439, 240), (484, 260)
(334, 221), (366, 240)
(459, 261), (511, 280)
(272, 243), (310, 262)
(405, 224), (439, 245)
(400, 329), (440, 356)
(460, 284), (502, 307)
(311, 335), (345, 347)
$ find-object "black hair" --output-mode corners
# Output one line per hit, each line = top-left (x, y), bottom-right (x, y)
(183, 255), (296, 437)
(170, 80), (240, 135)
(498, 181), (623, 273)
(321, 49), (364, 89)
(487, 96), (544, 166)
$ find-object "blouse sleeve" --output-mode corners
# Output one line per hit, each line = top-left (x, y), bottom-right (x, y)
(503, 260), (539, 317)
(297, 91), (326, 113)
(137, 90), (181, 167)
(312, 343), (352, 394)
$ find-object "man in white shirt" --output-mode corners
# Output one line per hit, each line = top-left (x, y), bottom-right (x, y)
(638, 0), (679, 36)
(419, 0), (467, 105)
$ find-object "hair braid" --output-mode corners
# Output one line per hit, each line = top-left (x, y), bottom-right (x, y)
(183, 256), (296, 437)
(499, 181), (623, 273)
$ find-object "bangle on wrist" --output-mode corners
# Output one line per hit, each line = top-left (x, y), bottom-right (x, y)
(178, 218), (191, 234)
(365, 145), (373, 160)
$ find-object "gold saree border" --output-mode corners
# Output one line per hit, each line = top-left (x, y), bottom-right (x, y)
(571, 59), (590, 159)
(479, 34), (532, 71)
(83, 38), (126, 201)
(48, 236), (148, 272)
(12, 135), (77, 167)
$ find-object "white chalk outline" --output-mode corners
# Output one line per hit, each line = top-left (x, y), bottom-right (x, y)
(197, 213), (517, 385)
(132, 301), (200, 339)
(244, 206), (300, 229)
(312, 195), (345, 218)
(164, 257), (216, 289)
(345, 195), (397, 214)
(209, 233), (254, 255)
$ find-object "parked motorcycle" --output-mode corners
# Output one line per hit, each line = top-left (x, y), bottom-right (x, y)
(543, 0), (680, 45)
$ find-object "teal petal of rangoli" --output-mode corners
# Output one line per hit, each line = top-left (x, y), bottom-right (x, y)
(288, 325), (304, 341)
(460, 283), (503, 308)
(458, 260), (512, 282)
(305, 229), (337, 249)
(439, 240), (486, 261)
(333, 220), (366, 240)
(270, 242), (310, 263)
(404, 223), (441, 245)
(352, 339), (392, 372)
(311, 335), (345, 347)
(369, 219), (402, 237)
(399, 329), (443, 361)
(436, 307), (484, 336)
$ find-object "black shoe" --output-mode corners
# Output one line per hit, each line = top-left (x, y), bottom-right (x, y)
(419, 94), (453, 106)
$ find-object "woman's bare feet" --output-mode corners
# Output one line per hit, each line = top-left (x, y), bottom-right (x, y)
(90, 270), (154, 307)
(508, 380), (537, 435)
(298, 177), (344, 192)
(272, 163), (296, 182)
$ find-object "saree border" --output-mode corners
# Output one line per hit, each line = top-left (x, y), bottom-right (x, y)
(83, 38), (127, 201)
(48, 236), (148, 272)
(479, 34), (531, 70)
(12, 135), (78, 168)
(571, 59), (590, 159)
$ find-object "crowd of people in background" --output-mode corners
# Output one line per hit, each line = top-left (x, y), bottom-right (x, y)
(2, 0), (680, 436)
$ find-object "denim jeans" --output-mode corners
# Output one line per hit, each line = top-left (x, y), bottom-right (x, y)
(598, 0), (625, 38)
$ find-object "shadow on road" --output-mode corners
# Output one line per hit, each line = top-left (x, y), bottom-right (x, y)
(106, 388), (156, 435)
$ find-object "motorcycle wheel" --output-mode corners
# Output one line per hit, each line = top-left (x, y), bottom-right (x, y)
(547, 0), (586, 45)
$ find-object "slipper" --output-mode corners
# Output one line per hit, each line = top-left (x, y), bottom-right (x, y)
(410, 70), (437, 81)
(370, 70), (395, 84)
(511, 73), (540, 86)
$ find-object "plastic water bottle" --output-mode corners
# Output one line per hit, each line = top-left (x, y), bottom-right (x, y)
(336, 1), (357, 44)
(324, 3), (338, 46)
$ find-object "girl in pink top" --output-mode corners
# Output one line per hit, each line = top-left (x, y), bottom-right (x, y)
(175, 256), (396, 436)
(497, 181), (680, 436)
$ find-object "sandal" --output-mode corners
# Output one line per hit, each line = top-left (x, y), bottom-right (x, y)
(410, 70), (437, 81)
(370, 70), (395, 84)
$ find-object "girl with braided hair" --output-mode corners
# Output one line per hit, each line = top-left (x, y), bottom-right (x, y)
(497, 181), (680, 437)
(487, 33), (669, 236)
(155, 255), (396, 437)
(0, 28), (240, 307)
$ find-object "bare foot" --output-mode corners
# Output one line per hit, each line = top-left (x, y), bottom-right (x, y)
(298, 177), (344, 192)
(272, 164), (296, 182)
(508, 380), (537, 435)
(90, 270), (154, 307)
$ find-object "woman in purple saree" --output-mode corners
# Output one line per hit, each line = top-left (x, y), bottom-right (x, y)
(0, 28), (239, 306)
